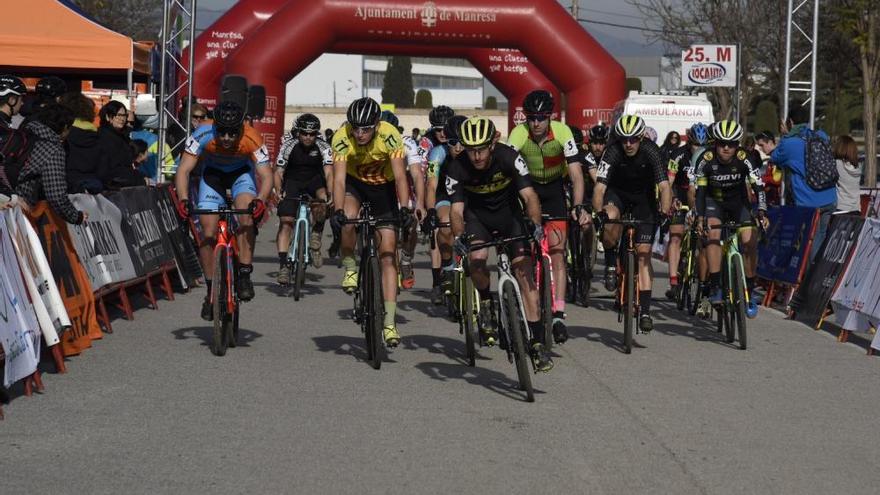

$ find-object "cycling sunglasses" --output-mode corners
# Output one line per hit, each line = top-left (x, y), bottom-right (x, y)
(622, 136), (641, 144)
(447, 138), (460, 147)
(191, 113), (207, 121)
(717, 140), (739, 149)
(353, 125), (376, 133)
(215, 127), (241, 138)
(298, 130), (319, 137)
(526, 113), (551, 123)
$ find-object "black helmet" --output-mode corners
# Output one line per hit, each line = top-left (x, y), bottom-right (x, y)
(444, 115), (468, 142)
(346, 97), (381, 127)
(379, 110), (399, 128)
(589, 122), (610, 142)
(212, 101), (245, 130)
(35, 76), (67, 98)
(428, 105), (455, 128)
(568, 125), (584, 145)
(523, 90), (554, 114)
(294, 113), (321, 133)
(0, 75), (27, 98)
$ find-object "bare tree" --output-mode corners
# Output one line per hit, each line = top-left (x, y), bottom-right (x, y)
(70, 0), (162, 41)
(836, 0), (880, 187)
(630, 0), (785, 128)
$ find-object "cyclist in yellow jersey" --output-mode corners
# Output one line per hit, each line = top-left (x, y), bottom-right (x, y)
(505, 90), (590, 344)
(329, 97), (412, 347)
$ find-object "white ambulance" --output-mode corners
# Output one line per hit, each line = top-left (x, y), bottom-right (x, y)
(614, 91), (715, 144)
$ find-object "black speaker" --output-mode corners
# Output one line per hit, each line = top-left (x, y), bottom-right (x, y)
(219, 74), (249, 110)
(247, 85), (266, 119)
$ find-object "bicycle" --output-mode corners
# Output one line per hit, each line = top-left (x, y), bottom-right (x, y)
(536, 214), (569, 351)
(193, 205), (253, 356)
(344, 201), (388, 370)
(599, 213), (656, 354)
(707, 221), (754, 350)
(672, 208), (702, 315)
(281, 194), (324, 301)
(566, 208), (596, 309)
(466, 233), (542, 402)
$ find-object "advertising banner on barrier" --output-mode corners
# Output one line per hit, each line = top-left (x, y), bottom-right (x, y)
(757, 206), (816, 285)
(791, 214), (865, 327)
(830, 218), (880, 332)
(68, 194), (139, 290)
(105, 187), (176, 276)
(28, 202), (101, 356)
(4, 208), (66, 347)
(0, 214), (40, 387)
(157, 185), (203, 287)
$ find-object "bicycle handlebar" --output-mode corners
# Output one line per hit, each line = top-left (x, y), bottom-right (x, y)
(192, 208), (253, 216)
(466, 234), (533, 253)
(601, 218), (657, 226)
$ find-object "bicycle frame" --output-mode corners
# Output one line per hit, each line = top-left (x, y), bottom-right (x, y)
(193, 207), (250, 316)
(718, 224), (749, 307)
(287, 196), (313, 266)
(536, 216), (568, 313)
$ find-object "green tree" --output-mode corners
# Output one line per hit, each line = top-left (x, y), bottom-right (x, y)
(415, 89), (433, 109)
(70, 0), (161, 40)
(753, 100), (778, 134)
(836, 0), (880, 187)
(625, 78), (643, 93)
(381, 57), (415, 109)
(485, 96), (498, 110)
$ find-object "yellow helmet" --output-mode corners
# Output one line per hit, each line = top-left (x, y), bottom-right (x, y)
(459, 116), (496, 148)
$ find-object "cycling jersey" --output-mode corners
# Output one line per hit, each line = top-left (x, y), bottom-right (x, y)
(331, 121), (404, 185)
(427, 143), (452, 206)
(506, 121), (580, 184)
(403, 135), (427, 168)
(596, 139), (666, 196)
(276, 135), (332, 185)
(445, 144), (531, 212)
(667, 145), (693, 199)
(695, 148), (766, 218)
(185, 122), (270, 173)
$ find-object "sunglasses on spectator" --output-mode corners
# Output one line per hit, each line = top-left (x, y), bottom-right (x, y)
(526, 113), (550, 123)
(718, 140), (739, 149)
(216, 127), (241, 137)
(192, 114), (207, 121)
(298, 130), (319, 137)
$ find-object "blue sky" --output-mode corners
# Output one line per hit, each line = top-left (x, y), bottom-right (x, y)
(195, 0), (663, 56)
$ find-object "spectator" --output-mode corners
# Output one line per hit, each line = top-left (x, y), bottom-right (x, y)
(189, 103), (209, 131)
(60, 92), (103, 193)
(659, 130), (681, 164)
(769, 121), (837, 261)
(131, 138), (148, 170)
(755, 131), (782, 206)
(742, 135), (764, 174)
(411, 127), (420, 140)
(96, 100), (144, 189)
(15, 103), (86, 224)
(832, 135), (862, 214)
(323, 128), (333, 142)
(131, 113), (175, 182)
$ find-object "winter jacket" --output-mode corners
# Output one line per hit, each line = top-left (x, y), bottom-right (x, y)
(835, 158), (862, 213)
(96, 125), (143, 189)
(770, 125), (837, 208)
(15, 120), (83, 224)
(65, 119), (103, 193)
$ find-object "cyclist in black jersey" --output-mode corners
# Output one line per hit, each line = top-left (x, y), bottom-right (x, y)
(446, 116), (553, 372)
(593, 115), (672, 333)
(663, 122), (709, 299)
(695, 120), (767, 318)
(274, 113), (332, 283)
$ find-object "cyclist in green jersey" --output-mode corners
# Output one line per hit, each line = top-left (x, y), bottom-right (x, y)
(505, 90), (590, 344)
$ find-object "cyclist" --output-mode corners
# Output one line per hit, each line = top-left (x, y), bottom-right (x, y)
(664, 122), (709, 300)
(694, 120), (767, 319)
(330, 97), (412, 347)
(505, 90), (589, 344)
(0, 74), (26, 129)
(274, 113), (332, 284)
(175, 101), (273, 320)
(383, 110), (428, 290)
(425, 114), (468, 304)
(593, 115), (672, 333)
(446, 116), (554, 372)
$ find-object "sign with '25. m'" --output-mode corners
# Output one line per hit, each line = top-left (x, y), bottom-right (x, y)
(681, 44), (737, 87)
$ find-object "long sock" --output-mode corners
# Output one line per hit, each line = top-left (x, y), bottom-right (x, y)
(746, 276), (756, 292)
(709, 272), (721, 290)
(639, 290), (652, 314)
(605, 249), (617, 269)
(342, 256), (357, 272)
(670, 274), (678, 286)
(478, 287), (491, 301)
(528, 320), (544, 345)
(314, 220), (325, 233)
(239, 263), (252, 276)
(205, 279), (212, 298)
(431, 268), (441, 286)
(384, 301), (396, 328)
(552, 310), (565, 325)
(278, 252), (286, 268)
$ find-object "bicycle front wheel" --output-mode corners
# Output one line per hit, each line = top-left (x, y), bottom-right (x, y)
(211, 246), (230, 357)
(502, 282), (534, 402)
(732, 258), (748, 350)
(623, 251), (635, 354)
(293, 229), (306, 301)
(365, 255), (384, 369)
(462, 276), (476, 367)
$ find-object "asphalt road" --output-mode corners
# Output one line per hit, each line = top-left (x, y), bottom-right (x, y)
(2, 232), (878, 494)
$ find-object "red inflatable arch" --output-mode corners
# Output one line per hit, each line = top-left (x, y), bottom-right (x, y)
(190, 0), (624, 154)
